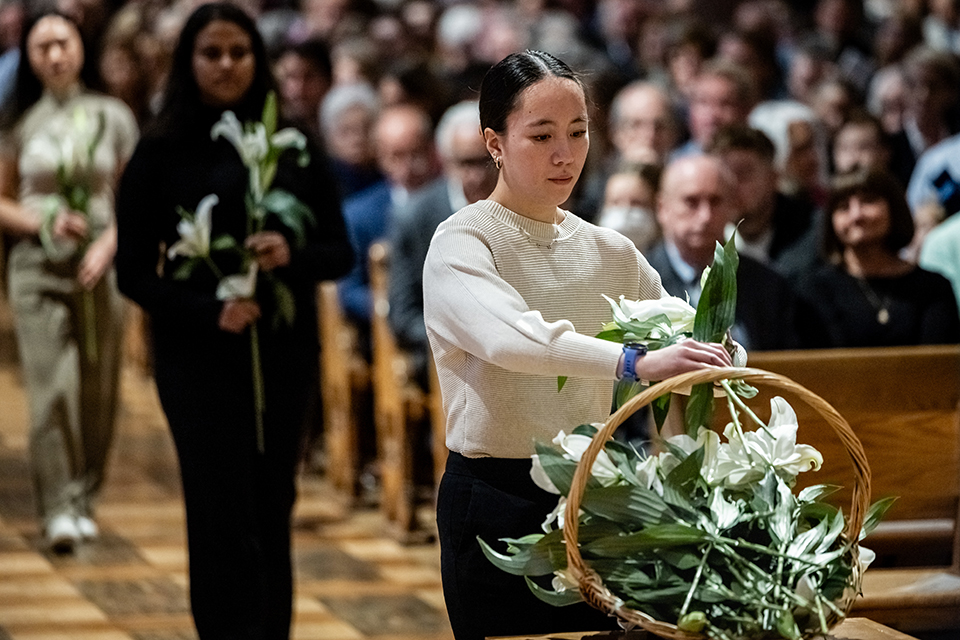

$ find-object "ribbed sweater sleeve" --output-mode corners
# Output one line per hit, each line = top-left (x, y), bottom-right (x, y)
(423, 200), (664, 458)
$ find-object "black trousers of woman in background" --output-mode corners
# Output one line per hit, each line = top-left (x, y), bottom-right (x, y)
(438, 452), (616, 640)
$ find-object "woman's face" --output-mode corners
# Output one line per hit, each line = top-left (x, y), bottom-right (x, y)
(488, 76), (589, 214)
(27, 15), (84, 95)
(832, 193), (891, 250)
(192, 19), (255, 108)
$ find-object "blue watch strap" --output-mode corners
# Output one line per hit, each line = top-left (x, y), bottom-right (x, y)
(621, 343), (648, 381)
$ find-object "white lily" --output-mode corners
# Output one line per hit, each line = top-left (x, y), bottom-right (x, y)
(634, 454), (664, 496)
(216, 262), (259, 300)
(551, 566), (579, 592)
(604, 294), (696, 335)
(714, 397), (823, 488)
(552, 429), (622, 486)
(530, 453), (560, 494)
(168, 194), (218, 259)
(658, 428), (721, 483)
(707, 487), (741, 530)
(540, 496), (567, 532)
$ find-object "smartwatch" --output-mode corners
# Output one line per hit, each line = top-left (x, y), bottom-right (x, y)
(621, 343), (648, 382)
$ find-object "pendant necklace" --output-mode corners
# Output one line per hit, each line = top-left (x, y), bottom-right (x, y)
(853, 276), (891, 325)
(518, 210), (561, 248)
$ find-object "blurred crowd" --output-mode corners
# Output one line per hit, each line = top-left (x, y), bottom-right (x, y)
(4, 0), (960, 351)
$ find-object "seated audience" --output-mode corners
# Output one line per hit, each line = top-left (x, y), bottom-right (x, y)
(832, 109), (913, 188)
(920, 212), (960, 313)
(709, 124), (819, 279)
(338, 102), (440, 346)
(273, 37), (332, 147)
(646, 154), (818, 351)
(388, 100), (497, 384)
(596, 161), (661, 253)
(320, 82), (383, 199)
(795, 168), (960, 347)
(674, 59), (755, 157)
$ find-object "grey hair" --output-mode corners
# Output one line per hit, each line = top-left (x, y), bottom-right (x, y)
(748, 100), (820, 170)
(435, 100), (482, 159)
(319, 82), (380, 138)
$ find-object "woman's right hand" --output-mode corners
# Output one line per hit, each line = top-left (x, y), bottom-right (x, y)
(52, 210), (88, 242)
(218, 298), (261, 334)
(635, 339), (732, 382)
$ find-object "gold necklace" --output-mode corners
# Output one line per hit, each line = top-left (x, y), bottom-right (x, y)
(853, 276), (891, 325)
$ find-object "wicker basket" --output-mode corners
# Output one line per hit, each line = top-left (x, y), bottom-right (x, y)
(562, 367), (872, 640)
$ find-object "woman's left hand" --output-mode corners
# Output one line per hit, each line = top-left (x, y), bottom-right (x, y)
(246, 231), (290, 272)
(78, 230), (117, 290)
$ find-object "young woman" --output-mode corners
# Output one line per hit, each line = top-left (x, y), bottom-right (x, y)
(796, 168), (960, 347)
(0, 11), (137, 553)
(423, 50), (733, 640)
(114, 4), (352, 638)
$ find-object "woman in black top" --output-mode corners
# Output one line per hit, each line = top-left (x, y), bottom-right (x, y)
(114, 4), (352, 638)
(796, 168), (959, 347)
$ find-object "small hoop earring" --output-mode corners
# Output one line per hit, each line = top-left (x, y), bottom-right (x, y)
(494, 156), (502, 170)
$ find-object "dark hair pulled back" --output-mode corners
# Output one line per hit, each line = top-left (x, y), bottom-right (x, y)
(147, 2), (275, 139)
(478, 50), (584, 134)
(0, 10), (84, 132)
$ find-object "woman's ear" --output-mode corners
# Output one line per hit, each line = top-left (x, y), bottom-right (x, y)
(483, 127), (501, 160)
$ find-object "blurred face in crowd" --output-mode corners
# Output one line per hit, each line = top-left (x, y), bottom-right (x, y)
(192, 19), (255, 107)
(443, 124), (498, 205)
(27, 15), (84, 96)
(275, 51), (329, 124)
(329, 103), (376, 166)
(833, 122), (889, 175)
(603, 172), (655, 211)
(689, 74), (746, 148)
(832, 192), (891, 251)
(612, 85), (679, 162)
(906, 62), (956, 123)
(785, 120), (821, 193)
(657, 155), (733, 269)
(719, 148), (777, 239)
(375, 105), (439, 191)
(485, 76), (590, 220)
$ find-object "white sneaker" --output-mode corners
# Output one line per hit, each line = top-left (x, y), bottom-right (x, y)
(76, 515), (99, 540)
(46, 514), (80, 554)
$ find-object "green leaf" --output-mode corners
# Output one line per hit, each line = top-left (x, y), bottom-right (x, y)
(860, 496), (898, 540)
(684, 383), (715, 436)
(557, 375), (567, 391)
(477, 529), (565, 576)
(210, 234), (239, 253)
(261, 189), (315, 247)
(595, 328), (625, 342)
(581, 483), (676, 527)
(614, 377), (644, 409)
(262, 90), (278, 137)
(777, 610), (801, 640)
(583, 523), (709, 557)
(172, 258), (199, 280)
(798, 484), (842, 504)
(524, 576), (583, 606)
(662, 446), (705, 508)
(652, 392), (671, 434)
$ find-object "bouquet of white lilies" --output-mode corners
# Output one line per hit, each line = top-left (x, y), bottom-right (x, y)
(487, 236), (893, 640)
(168, 92), (315, 452)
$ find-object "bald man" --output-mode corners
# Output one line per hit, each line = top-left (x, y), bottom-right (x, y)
(645, 154), (820, 350)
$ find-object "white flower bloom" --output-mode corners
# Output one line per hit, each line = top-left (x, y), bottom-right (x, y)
(553, 429), (621, 486)
(552, 566), (579, 592)
(540, 496), (567, 532)
(271, 127), (307, 153)
(658, 428), (721, 484)
(167, 194), (218, 259)
(604, 294), (696, 334)
(707, 487), (741, 530)
(634, 455), (664, 496)
(713, 397), (823, 488)
(530, 453), (560, 494)
(216, 263), (259, 300)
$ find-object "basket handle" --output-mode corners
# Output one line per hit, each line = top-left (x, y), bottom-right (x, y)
(563, 366), (872, 583)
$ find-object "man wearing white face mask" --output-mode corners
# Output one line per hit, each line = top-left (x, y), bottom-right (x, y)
(596, 161), (661, 252)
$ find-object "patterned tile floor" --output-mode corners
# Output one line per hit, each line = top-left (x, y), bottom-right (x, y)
(0, 303), (453, 640)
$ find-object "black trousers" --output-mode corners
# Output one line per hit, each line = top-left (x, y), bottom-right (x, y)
(437, 452), (616, 640)
(154, 335), (308, 640)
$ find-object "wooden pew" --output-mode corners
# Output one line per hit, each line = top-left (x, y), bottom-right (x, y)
(368, 241), (434, 542)
(317, 281), (370, 504)
(741, 346), (960, 633)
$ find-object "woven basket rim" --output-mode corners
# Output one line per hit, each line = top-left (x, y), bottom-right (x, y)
(562, 366), (872, 640)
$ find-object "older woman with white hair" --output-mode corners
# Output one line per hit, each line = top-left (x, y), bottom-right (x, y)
(319, 82), (382, 197)
(749, 99), (829, 206)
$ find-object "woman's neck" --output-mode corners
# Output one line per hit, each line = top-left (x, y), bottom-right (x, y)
(843, 244), (910, 278)
(47, 81), (81, 102)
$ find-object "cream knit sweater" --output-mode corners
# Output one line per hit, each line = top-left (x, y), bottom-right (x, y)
(423, 199), (665, 459)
